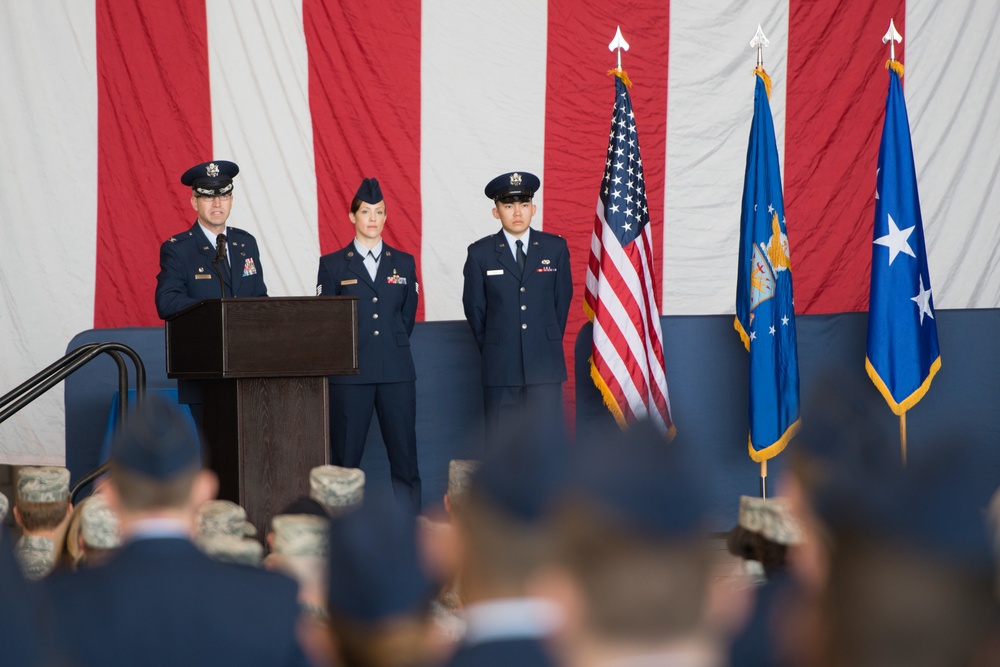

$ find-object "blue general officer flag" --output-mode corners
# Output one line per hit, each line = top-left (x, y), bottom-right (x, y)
(866, 65), (941, 413)
(735, 69), (801, 463)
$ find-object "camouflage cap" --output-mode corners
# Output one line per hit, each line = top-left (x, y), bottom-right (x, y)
(272, 514), (329, 558)
(195, 500), (256, 539)
(447, 459), (479, 499)
(309, 465), (365, 514)
(0, 491), (8, 522)
(15, 535), (57, 581)
(80, 495), (122, 550)
(197, 535), (263, 567)
(738, 495), (803, 546)
(17, 466), (70, 504)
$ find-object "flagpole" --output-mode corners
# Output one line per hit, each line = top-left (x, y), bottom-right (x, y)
(899, 412), (907, 465)
(760, 460), (767, 498)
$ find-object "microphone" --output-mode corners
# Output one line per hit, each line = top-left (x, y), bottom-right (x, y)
(212, 233), (228, 299)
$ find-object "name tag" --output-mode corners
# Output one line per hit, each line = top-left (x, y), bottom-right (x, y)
(195, 274), (212, 280)
(486, 269), (504, 276)
(340, 279), (358, 285)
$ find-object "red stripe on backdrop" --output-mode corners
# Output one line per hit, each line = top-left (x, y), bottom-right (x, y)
(544, 1), (670, 422)
(304, 0), (423, 320)
(785, 0), (905, 314)
(94, 0), (213, 327)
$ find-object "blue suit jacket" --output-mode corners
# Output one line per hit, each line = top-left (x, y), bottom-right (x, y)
(462, 229), (572, 386)
(43, 537), (308, 667)
(317, 242), (418, 384)
(155, 222), (268, 319)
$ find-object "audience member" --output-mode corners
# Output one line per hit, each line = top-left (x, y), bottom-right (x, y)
(444, 424), (566, 667)
(265, 499), (335, 667)
(728, 495), (802, 583)
(726, 496), (802, 667)
(807, 441), (1000, 667)
(13, 466), (72, 581)
(43, 396), (309, 667)
(0, 491), (9, 523)
(539, 421), (724, 667)
(310, 464), (365, 515)
(78, 493), (122, 568)
(326, 495), (440, 667)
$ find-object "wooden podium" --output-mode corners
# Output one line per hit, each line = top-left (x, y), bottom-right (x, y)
(165, 297), (358, 534)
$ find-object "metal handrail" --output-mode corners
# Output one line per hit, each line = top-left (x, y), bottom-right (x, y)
(0, 342), (147, 501)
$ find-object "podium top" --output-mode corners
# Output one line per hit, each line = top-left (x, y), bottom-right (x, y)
(165, 297), (358, 378)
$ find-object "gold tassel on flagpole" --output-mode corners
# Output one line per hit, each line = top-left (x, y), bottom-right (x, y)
(607, 68), (633, 88)
(754, 66), (772, 99)
(885, 60), (905, 77)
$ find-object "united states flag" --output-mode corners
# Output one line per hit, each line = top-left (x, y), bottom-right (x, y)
(585, 73), (673, 434)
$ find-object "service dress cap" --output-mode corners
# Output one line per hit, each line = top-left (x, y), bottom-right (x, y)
(355, 177), (384, 204)
(181, 160), (239, 197)
(17, 467), (70, 504)
(484, 171), (540, 200)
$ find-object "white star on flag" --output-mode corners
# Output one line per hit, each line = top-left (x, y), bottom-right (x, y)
(910, 274), (935, 324)
(873, 213), (915, 265)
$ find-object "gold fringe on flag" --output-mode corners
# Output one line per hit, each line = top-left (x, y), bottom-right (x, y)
(754, 66), (772, 99)
(607, 68), (633, 88)
(885, 59), (905, 77)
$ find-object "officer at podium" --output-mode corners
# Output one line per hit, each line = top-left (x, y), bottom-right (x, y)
(155, 160), (268, 319)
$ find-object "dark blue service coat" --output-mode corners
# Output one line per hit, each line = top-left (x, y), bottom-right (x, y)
(317, 242), (422, 511)
(317, 243), (418, 384)
(155, 222), (268, 319)
(43, 537), (308, 667)
(462, 229), (572, 387)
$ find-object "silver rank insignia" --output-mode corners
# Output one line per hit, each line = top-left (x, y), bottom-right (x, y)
(207, 162), (220, 178)
(510, 173), (522, 186)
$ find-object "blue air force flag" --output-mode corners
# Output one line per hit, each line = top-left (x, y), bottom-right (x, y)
(866, 67), (941, 414)
(735, 70), (801, 463)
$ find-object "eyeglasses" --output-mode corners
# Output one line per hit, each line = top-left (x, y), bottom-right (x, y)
(197, 193), (233, 201)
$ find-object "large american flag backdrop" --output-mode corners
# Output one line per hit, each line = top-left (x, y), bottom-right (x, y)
(2, 0), (998, 465)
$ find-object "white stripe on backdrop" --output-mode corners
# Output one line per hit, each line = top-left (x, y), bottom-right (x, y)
(664, 0), (789, 315)
(208, 0), (319, 298)
(1, 0), (998, 465)
(420, 0), (549, 320)
(0, 2), (97, 465)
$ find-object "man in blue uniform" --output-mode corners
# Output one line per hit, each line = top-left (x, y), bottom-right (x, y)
(462, 172), (572, 448)
(155, 160), (267, 320)
(43, 396), (309, 667)
(316, 178), (421, 512)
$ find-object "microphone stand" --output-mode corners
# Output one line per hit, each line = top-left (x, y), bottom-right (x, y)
(212, 234), (228, 300)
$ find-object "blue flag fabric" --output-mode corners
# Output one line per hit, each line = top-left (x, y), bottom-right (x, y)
(735, 71), (801, 463)
(866, 67), (941, 414)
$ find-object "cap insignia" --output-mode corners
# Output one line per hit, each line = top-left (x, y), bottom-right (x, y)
(207, 162), (220, 178)
(510, 173), (522, 186)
